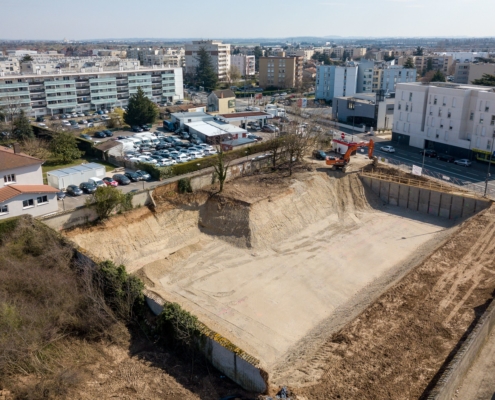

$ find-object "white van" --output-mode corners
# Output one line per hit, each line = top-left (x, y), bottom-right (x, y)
(128, 137), (142, 146)
(88, 177), (105, 187)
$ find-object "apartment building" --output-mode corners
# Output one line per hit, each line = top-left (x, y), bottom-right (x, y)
(314, 47), (366, 60)
(127, 48), (184, 67)
(454, 63), (495, 84)
(285, 49), (315, 62)
(258, 56), (303, 89)
(185, 40), (231, 81)
(20, 57), (140, 74)
(393, 82), (495, 158)
(0, 65), (183, 117)
(410, 55), (453, 75)
(230, 54), (255, 76)
(0, 57), (20, 74)
(315, 65), (358, 102)
(368, 64), (417, 94)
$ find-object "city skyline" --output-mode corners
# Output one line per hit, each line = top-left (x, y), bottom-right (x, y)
(1, 0), (494, 41)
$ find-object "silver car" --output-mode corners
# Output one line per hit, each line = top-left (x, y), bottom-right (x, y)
(454, 159), (472, 167)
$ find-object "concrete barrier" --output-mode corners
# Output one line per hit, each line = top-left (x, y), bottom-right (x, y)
(427, 299), (495, 400)
(360, 175), (491, 219)
(145, 291), (268, 393)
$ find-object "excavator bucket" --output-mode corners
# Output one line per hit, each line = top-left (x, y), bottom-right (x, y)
(368, 139), (375, 159)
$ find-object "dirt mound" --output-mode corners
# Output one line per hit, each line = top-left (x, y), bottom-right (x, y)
(292, 205), (495, 400)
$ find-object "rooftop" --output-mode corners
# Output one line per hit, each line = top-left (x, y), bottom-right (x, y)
(0, 146), (43, 172)
(171, 111), (213, 119)
(46, 163), (105, 177)
(0, 184), (59, 203)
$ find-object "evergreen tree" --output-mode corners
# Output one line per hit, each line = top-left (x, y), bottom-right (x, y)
(426, 58), (433, 73)
(195, 47), (218, 91)
(124, 87), (158, 126)
(472, 73), (495, 87)
(404, 57), (415, 69)
(431, 70), (446, 82)
(253, 46), (263, 70)
(50, 131), (83, 163)
(415, 46), (424, 56)
(12, 110), (34, 141)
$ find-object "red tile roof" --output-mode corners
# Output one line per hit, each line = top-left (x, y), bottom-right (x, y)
(0, 146), (43, 172)
(0, 185), (59, 203)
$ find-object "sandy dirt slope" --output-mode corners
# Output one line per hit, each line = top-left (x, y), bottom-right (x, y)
(293, 204), (495, 400)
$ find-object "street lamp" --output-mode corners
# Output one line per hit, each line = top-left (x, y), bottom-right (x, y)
(484, 133), (495, 197)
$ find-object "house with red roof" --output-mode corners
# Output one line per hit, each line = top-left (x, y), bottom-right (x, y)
(0, 145), (59, 219)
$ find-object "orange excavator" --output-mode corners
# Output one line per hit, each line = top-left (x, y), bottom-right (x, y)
(325, 139), (376, 172)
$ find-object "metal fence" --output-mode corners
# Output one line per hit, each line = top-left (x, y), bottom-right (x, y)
(379, 157), (495, 199)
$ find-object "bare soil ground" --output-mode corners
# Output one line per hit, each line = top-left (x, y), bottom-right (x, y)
(293, 204), (495, 400)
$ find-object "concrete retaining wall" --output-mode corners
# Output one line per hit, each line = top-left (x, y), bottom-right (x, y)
(39, 189), (153, 231)
(361, 175), (491, 219)
(427, 299), (495, 400)
(145, 292), (267, 393)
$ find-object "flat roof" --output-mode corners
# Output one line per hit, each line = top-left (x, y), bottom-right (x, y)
(171, 111), (213, 119)
(47, 163), (105, 177)
(206, 120), (246, 134)
(185, 121), (246, 137)
(219, 112), (272, 119)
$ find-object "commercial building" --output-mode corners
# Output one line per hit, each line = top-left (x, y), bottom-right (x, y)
(454, 63), (495, 84)
(392, 82), (495, 159)
(0, 65), (183, 117)
(315, 65), (358, 103)
(332, 92), (395, 130)
(185, 119), (248, 145)
(230, 54), (255, 76)
(0, 145), (59, 220)
(258, 56), (303, 89)
(207, 89), (236, 114)
(185, 40), (231, 81)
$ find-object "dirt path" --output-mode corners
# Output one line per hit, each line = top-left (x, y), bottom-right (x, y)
(293, 205), (495, 400)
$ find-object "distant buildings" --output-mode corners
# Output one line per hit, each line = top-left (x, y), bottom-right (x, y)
(258, 56), (303, 89)
(392, 82), (495, 159)
(127, 47), (184, 68)
(397, 55), (453, 76)
(185, 40), (231, 81)
(230, 54), (255, 76)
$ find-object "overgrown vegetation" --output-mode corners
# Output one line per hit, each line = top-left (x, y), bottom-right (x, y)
(178, 178), (193, 193)
(85, 186), (134, 220)
(157, 303), (200, 348)
(0, 217), (144, 396)
(50, 131), (84, 163)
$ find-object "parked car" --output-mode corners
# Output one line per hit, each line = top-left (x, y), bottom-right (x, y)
(103, 130), (113, 137)
(132, 126), (144, 132)
(112, 174), (131, 185)
(420, 149), (437, 158)
(437, 154), (456, 163)
(313, 150), (327, 160)
(135, 170), (151, 181)
(50, 115), (59, 121)
(57, 191), (66, 200)
(454, 159), (472, 167)
(88, 177), (105, 187)
(66, 185), (83, 196)
(79, 182), (97, 194)
(80, 133), (92, 140)
(124, 172), (141, 182)
(141, 124), (151, 131)
(102, 177), (119, 187)
(262, 125), (276, 133)
(94, 131), (106, 138)
(380, 145), (396, 153)
(36, 116), (45, 122)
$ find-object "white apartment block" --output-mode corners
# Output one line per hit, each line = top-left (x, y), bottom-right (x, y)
(230, 54), (255, 76)
(315, 65), (358, 102)
(0, 65), (183, 117)
(393, 82), (495, 157)
(0, 57), (20, 74)
(185, 40), (231, 81)
(20, 57), (140, 74)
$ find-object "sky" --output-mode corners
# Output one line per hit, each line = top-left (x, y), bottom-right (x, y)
(1, 0), (494, 41)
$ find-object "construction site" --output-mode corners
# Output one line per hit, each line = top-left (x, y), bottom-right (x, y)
(64, 149), (495, 399)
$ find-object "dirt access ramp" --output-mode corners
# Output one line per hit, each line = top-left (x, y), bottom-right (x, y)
(292, 203), (495, 400)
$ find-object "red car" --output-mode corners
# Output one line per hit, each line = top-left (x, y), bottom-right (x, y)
(102, 177), (119, 187)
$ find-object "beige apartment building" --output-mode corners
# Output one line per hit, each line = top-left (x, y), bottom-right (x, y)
(454, 63), (495, 84)
(398, 55), (454, 75)
(185, 40), (231, 81)
(258, 56), (303, 89)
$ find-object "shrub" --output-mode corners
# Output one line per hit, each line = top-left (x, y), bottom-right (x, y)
(157, 302), (200, 348)
(136, 162), (173, 180)
(85, 186), (134, 220)
(178, 178), (192, 193)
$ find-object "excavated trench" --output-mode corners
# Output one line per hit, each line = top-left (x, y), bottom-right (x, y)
(66, 171), (459, 392)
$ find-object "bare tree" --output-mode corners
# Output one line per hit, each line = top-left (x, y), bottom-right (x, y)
(20, 137), (52, 160)
(213, 147), (229, 192)
(227, 65), (241, 86)
(1, 96), (24, 137)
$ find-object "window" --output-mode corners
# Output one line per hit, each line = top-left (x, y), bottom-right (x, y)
(0, 205), (8, 215)
(486, 105), (490, 112)
(448, 110), (451, 118)
(405, 104), (409, 111)
(3, 174), (15, 184)
(22, 199), (34, 209)
(470, 112), (474, 121)
(491, 116), (495, 126)
(480, 115), (484, 124)
(488, 140), (492, 151)
(434, 97), (437, 105)
(452, 98), (457, 108)
(409, 92), (413, 101)
(438, 109), (442, 117)
(398, 103), (401, 110)
(37, 195), (48, 205)
(443, 96), (447, 106)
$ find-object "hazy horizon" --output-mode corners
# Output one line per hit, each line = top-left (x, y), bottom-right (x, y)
(2, 0), (494, 41)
